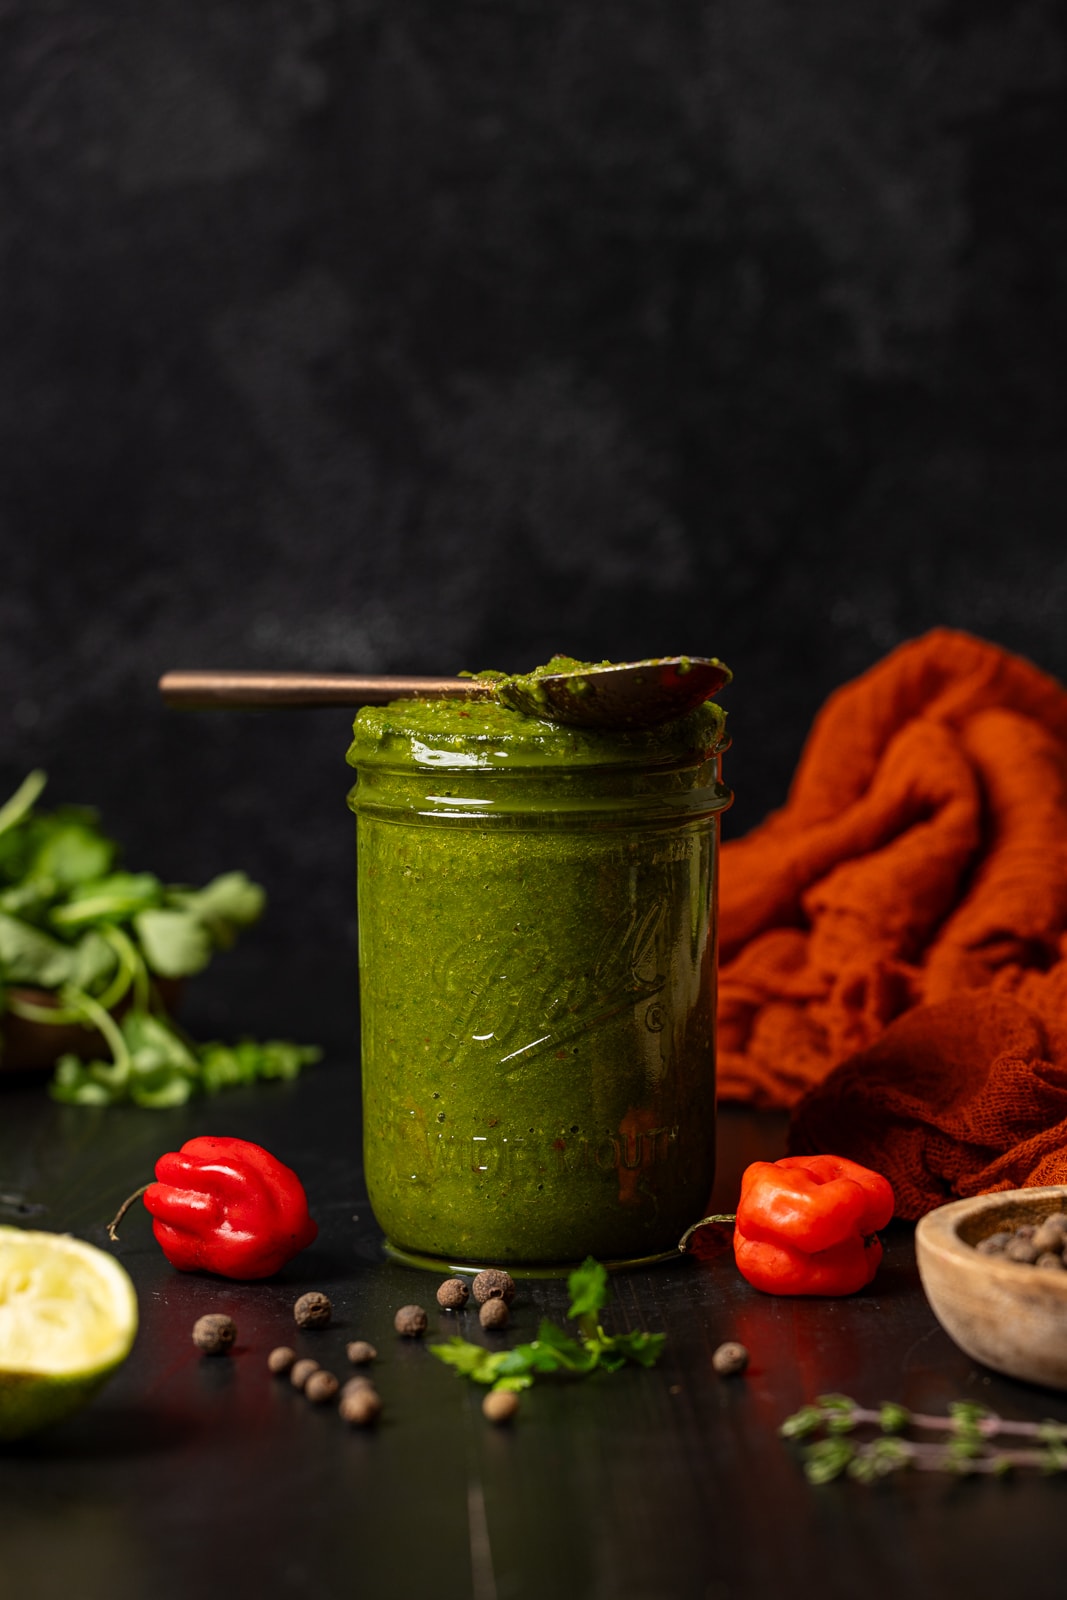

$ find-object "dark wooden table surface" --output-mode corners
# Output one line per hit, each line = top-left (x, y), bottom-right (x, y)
(2, 1051), (1065, 1600)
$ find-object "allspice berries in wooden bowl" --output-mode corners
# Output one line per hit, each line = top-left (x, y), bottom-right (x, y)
(915, 1185), (1067, 1391)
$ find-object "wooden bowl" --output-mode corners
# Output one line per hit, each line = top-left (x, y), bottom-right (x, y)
(915, 1186), (1067, 1391)
(0, 982), (183, 1075)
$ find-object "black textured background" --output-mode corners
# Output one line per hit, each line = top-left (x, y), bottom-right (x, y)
(2, 1), (1065, 1045)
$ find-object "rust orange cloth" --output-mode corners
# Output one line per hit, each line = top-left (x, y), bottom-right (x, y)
(717, 628), (1067, 1216)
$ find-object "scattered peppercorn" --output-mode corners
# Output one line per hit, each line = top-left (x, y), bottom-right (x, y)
(293, 1291), (333, 1329)
(268, 1345), (297, 1375)
(975, 1231), (1013, 1255)
(711, 1341), (749, 1377)
(341, 1376), (375, 1400)
(472, 1268), (516, 1305)
(304, 1369), (340, 1404)
(1036, 1252), (1066, 1271)
(437, 1278), (471, 1310)
(482, 1390), (520, 1425)
(339, 1385), (382, 1426)
(394, 1304), (428, 1337)
(290, 1357), (321, 1391)
(192, 1313), (237, 1355)
(479, 1297), (510, 1331)
(1005, 1237), (1039, 1264)
(346, 1340), (378, 1365)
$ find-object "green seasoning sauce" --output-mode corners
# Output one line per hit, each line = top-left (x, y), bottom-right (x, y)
(346, 688), (731, 1268)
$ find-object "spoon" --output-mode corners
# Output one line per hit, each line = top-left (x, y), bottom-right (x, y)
(157, 656), (730, 731)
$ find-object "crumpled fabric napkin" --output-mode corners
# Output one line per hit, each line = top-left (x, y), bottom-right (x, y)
(717, 627), (1067, 1217)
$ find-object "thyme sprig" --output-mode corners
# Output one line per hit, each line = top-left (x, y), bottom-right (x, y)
(781, 1395), (1067, 1482)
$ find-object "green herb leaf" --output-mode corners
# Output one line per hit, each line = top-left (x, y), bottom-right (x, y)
(133, 908), (214, 977)
(531, 1318), (599, 1373)
(848, 1437), (910, 1482)
(804, 1438), (855, 1484)
(780, 1406), (826, 1440)
(567, 1256), (609, 1320)
(67, 930), (120, 993)
(0, 912), (76, 987)
(430, 1338), (513, 1386)
(50, 872), (164, 928)
(0, 770), (48, 840)
(166, 871), (265, 947)
(878, 1402), (911, 1435)
(49, 1055), (114, 1106)
(21, 810), (116, 890)
(198, 1039), (322, 1093)
(604, 1329), (666, 1368)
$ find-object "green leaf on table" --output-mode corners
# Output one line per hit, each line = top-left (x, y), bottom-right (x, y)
(167, 871), (266, 948)
(51, 872), (164, 928)
(429, 1298), (663, 1398)
(567, 1256), (610, 1320)
(133, 908), (213, 976)
(603, 1329), (666, 1368)
(529, 1318), (599, 1373)
(199, 1038), (322, 1093)
(431, 1338), (513, 1386)
(49, 1054), (115, 1106)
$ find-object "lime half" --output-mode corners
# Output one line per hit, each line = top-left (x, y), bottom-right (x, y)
(0, 1225), (138, 1441)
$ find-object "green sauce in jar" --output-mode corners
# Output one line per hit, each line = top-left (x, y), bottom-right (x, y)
(346, 688), (731, 1270)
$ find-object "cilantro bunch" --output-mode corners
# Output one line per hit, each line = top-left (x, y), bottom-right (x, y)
(0, 771), (319, 1107)
(431, 1258), (665, 1393)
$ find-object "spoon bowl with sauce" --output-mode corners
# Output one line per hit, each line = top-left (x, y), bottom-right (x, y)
(158, 655), (731, 731)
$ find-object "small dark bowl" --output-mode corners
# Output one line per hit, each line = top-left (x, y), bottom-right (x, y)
(1, 981), (182, 1075)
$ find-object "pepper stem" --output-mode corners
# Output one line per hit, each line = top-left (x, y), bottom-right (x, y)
(107, 1184), (151, 1243)
(677, 1214), (737, 1254)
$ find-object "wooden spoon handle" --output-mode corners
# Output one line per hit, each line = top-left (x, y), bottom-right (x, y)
(158, 670), (490, 709)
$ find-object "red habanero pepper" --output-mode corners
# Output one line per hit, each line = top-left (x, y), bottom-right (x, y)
(142, 1136), (318, 1280)
(733, 1154), (894, 1297)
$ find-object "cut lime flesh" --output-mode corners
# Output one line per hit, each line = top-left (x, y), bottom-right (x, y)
(0, 1226), (138, 1441)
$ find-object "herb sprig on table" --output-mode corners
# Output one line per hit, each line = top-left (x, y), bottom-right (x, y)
(782, 1395), (1067, 1481)
(0, 771), (319, 1107)
(431, 1258), (665, 1393)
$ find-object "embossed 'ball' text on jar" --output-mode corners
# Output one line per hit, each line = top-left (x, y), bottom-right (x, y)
(346, 695), (732, 1272)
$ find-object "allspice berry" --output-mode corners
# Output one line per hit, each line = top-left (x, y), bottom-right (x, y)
(394, 1304), (428, 1337)
(293, 1291), (333, 1329)
(472, 1268), (516, 1305)
(341, 1376), (375, 1400)
(304, 1369), (340, 1404)
(346, 1340), (378, 1365)
(712, 1341), (749, 1377)
(267, 1345), (297, 1375)
(479, 1297), (510, 1331)
(290, 1357), (321, 1391)
(339, 1385), (382, 1426)
(192, 1313), (237, 1355)
(482, 1390), (520, 1424)
(437, 1277), (470, 1310)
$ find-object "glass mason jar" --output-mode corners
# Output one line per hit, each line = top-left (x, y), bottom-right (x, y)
(346, 697), (731, 1271)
